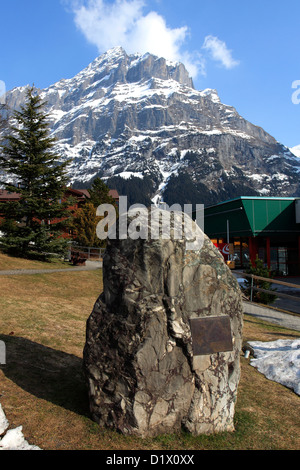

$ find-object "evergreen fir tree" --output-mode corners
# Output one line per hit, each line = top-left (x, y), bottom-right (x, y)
(71, 202), (103, 247)
(0, 86), (71, 258)
(89, 177), (117, 211)
(241, 255), (277, 305)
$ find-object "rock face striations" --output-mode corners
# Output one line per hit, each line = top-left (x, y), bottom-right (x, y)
(3, 47), (300, 205)
(83, 210), (243, 436)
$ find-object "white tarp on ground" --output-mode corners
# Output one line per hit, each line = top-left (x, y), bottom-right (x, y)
(0, 404), (41, 450)
(248, 339), (300, 395)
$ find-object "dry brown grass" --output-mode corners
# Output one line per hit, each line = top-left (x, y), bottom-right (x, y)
(0, 256), (299, 450)
(0, 251), (71, 271)
(236, 316), (300, 450)
(0, 270), (100, 355)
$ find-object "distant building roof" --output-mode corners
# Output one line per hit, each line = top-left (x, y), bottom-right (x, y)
(78, 189), (91, 198)
(65, 188), (90, 201)
(0, 187), (119, 202)
(205, 196), (297, 209)
(108, 189), (119, 200)
(71, 188), (119, 200)
(202, 196), (300, 238)
(0, 190), (20, 201)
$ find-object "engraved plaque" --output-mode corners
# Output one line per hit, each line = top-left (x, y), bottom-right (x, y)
(190, 316), (233, 356)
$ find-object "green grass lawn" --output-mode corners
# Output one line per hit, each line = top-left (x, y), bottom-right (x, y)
(0, 253), (299, 450)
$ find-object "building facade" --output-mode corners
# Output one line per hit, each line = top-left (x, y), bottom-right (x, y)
(201, 197), (300, 276)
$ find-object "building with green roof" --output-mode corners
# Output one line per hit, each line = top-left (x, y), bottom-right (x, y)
(199, 197), (300, 276)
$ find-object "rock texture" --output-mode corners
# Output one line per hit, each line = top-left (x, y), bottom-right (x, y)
(83, 210), (243, 436)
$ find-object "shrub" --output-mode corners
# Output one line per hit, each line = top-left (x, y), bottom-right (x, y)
(242, 256), (277, 305)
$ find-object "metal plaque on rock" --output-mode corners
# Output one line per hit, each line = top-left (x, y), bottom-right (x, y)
(190, 316), (233, 356)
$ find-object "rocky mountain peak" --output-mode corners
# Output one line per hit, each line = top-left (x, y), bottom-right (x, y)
(74, 46), (194, 89)
(2, 48), (300, 206)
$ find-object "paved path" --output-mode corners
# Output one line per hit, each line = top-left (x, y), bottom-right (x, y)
(243, 301), (300, 331)
(0, 261), (102, 276)
(234, 271), (300, 330)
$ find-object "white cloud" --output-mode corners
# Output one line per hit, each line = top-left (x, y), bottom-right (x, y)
(65, 1), (239, 79)
(70, 0), (144, 53)
(202, 35), (239, 69)
(65, 0), (205, 79)
(290, 145), (300, 158)
(128, 10), (187, 61)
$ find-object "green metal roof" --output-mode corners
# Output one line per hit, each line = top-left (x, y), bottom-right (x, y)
(202, 196), (300, 238)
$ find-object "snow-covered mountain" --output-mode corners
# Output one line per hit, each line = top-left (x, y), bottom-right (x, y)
(3, 46), (300, 206)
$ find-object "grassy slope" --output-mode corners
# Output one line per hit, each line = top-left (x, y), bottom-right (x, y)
(0, 251), (71, 271)
(0, 253), (299, 450)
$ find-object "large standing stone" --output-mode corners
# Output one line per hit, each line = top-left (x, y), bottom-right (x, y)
(83, 209), (243, 436)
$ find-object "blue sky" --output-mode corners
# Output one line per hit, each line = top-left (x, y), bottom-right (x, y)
(1, 0), (300, 148)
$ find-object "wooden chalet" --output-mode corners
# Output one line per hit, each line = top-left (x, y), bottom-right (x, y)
(0, 186), (119, 238)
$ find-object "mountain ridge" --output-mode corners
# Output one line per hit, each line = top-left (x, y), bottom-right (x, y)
(2, 47), (300, 206)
